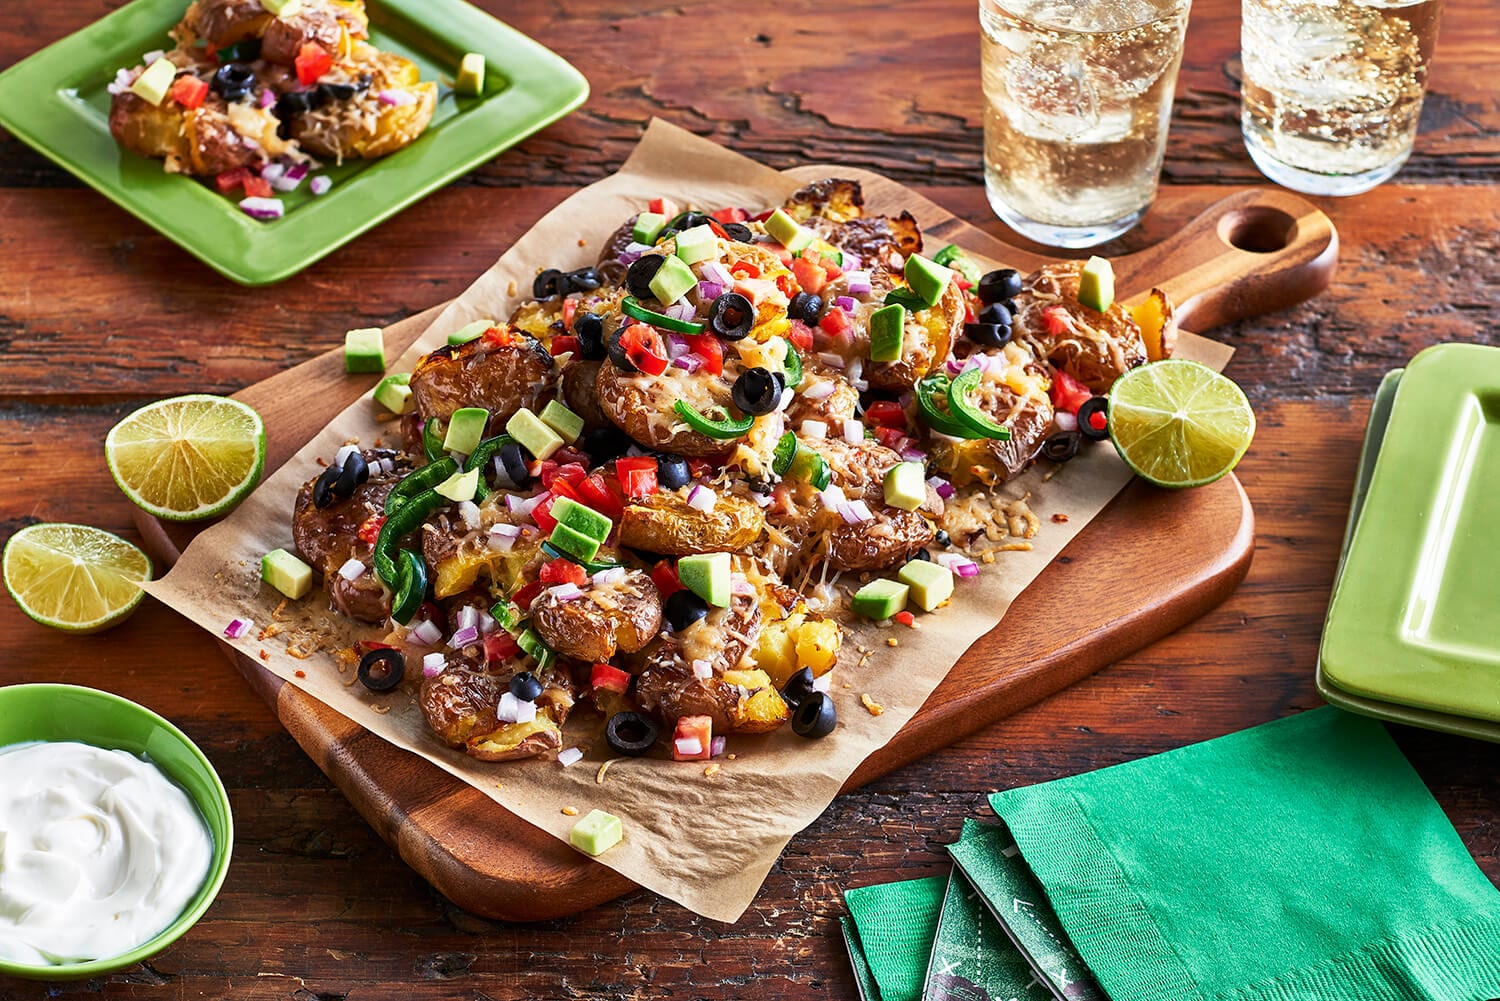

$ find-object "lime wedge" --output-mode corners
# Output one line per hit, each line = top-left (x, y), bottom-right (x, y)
(106, 395), (266, 521)
(3, 523), (152, 633)
(1107, 360), (1255, 488)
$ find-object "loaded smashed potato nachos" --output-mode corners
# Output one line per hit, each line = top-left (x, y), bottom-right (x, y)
(288, 180), (1176, 764)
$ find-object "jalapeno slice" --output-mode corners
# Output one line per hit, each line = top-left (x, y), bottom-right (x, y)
(947, 368), (1013, 441)
(384, 456), (458, 514)
(373, 487), (446, 586)
(915, 375), (975, 439)
(463, 433), (517, 502)
(673, 400), (754, 439)
(771, 431), (798, 476)
(783, 341), (803, 389)
(389, 549), (428, 625)
(789, 446), (832, 490)
(621, 295), (705, 335)
(422, 417), (446, 463)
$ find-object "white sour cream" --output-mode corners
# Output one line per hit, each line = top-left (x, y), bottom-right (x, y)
(0, 741), (213, 966)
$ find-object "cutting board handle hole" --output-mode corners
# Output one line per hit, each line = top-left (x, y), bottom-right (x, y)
(1218, 206), (1296, 254)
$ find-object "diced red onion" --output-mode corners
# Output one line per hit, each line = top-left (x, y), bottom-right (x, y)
(143, 49), (164, 65)
(697, 280), (724, 301)
(378, 88), (416, 106)
(841, 251), (862, 272)
(818, 352), (846, 370)
(954, 561), (980, 578)
(731, 574), (754, 596)
(844, 271), (872, 295)
(664, 333), (689, 360)
(800, 420), (827, 439)
(547, 582), (584, 602)
(842, 419), (865, 445)
(490, 522), (521, 538)
(456, 605), (479, 632)
(751, 491), (773, 508)
(839, 500), (874, 524)
(107, 68), (134, 96)
(672, 353), (702, 373)
(835, 295), (857, 313)
(1055, 412), (1078, 433)
(422, 652), (446, 677)
(686, 484), (717, 512)
(935, 552), (980, 578)
(664, 302), (697, 322)
(285, 162), (310, 181)
(812, 671), (832, 693)
(376, 457), (395, 476)
(592, 566), (627, 586)
(847, 358), (864, 383)
(333, 445), (358, 468)
(557, 747), (584, 767)
(478, 612), (496, 635)
(497, 692), (537, 724)
(700, 260), (734, 286)
(946, 359), (966, 376)
(449, 624), (480, 649)
(692, 658), (713, 680)
(239, 196), (284, 220)
(223, 617), (252, 639)
(458, 500), (481, 530)
(410, 619), (443, 647)
(261, 163), (286, 183)
(518, 491), (550, 520)
(776, 387), (795, 412)
(820, 484), (847, 509)
(271, 173), (303, 193)
(900, 447), (928, 463)
(675, 736), (704, 757)
(710, 736), (727, 757)
(927, 475), (955, 499)
(309, 176), (332, 196)
(337, 557), (365, 581)
(802, 381), (835, 401)
(488, 531), (515, 553)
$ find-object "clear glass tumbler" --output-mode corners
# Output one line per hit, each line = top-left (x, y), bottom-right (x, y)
(1241, 0), (1444, 196)
(979, 0), (1192, 249)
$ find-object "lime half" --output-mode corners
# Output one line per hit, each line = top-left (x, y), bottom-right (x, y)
(3, 523), (152, 633)
(106, 395), (266, 521)
(1107, 360), (1255, 489)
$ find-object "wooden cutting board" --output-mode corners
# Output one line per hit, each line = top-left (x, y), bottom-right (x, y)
(137, 173), (1335, 921)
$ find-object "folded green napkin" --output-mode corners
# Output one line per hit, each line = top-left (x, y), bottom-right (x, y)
(843, 874), (948, 1001)
(989, 707), (1500, 1001)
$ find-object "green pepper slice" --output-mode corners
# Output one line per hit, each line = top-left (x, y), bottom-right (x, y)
(622, 295), (706, 335)
(463, 433), (516, 503)
(385, 456), (458, 515)
(373, 487), (446, 586)
(673, 400), (754, 439)
(948, 368), (1013, 441)
(884, 288), (929, 313)
(915, 375), (975, 439)
(783, 342), (803, 388)
(390, 550), (428, 625)
(932, 244), (982, 285)
(422, 417), (446, 464)
(771, 431), (798, 476)
(790, 447), (832, 490)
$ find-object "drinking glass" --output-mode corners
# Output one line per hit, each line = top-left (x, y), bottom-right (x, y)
(979, 0), (1192, 249)
(1241, 0), (1444, 196)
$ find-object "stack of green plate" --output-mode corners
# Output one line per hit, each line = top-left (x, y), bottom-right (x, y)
(1318, 343), (1500, 741)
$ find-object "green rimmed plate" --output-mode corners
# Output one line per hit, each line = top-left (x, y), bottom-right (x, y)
(0, 0), (587, 285)
(1319, 344), (1500, 737)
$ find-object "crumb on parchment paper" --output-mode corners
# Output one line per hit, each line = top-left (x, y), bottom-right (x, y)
(861, 693), (884, 716)
(704, 763), (720, 778)
(596, 759), (614, 784)
(371, 703), (391, 715)
(507, 279), (517, 296)
(886, 637), (898, 648)
(1052, 513), (1069, 523)
(562, 806), (578, 816)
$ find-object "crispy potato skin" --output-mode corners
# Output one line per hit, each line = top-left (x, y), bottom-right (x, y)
(410, 330), (555, 427)
(531, 570), (663, 663)
(291, 448), (406, 622)
(109, 93), (269, 177)
(420, 669), (503, 747)
(596, 361), (741, 457)
(292, 80), (437, 161)
(1012, 261), (1148, 393)
(785, 368), (859, 428)
(869, 277), (962, 391)
(926, 378), (1056, 488)
(634, 592), (762, 731)
(618, 490), (766, 556)
(781, 178), (922, 275)
(178, 0), (367, 60)
(561, 360), (608, 428)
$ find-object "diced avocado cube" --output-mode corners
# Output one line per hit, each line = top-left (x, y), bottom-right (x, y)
(262, 0), (303, 14)
(443, 407), (489, 455)
(434, 467), (480, 502)
(883, 462), (926, 512)
(129, 58), (178, 107)
(505, 408), (564, 460)
(455, 52), (485, 96)
(632, 211), (668, 245)
(852, 578), (909, 621)
(373, 372), (413, 414)
(261, 548), (313, 600)
(550, 496), (612, 543)
(447, 319), (494, 346)
(673, 224), (718, 265)
(1079, 255), (1115, 313)
(539, 399), (585, 443)
(678, 552), (731, 607)
(869, 303), (906, 363)
(344, 327), (386, 374)
(648, 254), (698, 304)
(904, 254), (956, 307)
(570, 809), (623, 856)
(548, 521), (602, 563)
(897, 560), (954, 612)
(517, 626), (555, 668)
(763, 208), (813, 252)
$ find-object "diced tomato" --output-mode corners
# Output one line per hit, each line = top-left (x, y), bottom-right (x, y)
(672, 715), (713, 761)
(512, 580), (544, 609)
(550, 334), (579, 357)
(561, 297), (578, 331)
(822, 260), (843, 281)
(590, 663), (633, 695)
(650, 559), (683, 599)
(768, 243), (793, 266)
(548, 476), (581, 502)
(786, 320), (815, 352)
(214, 167), (251, 194)
(243, 174), (272, 199)
(687, 458), (714, 479)
(542, 462), (587, 491)
(964, 303), (977, 325)
(484, 630), (521, 662)
(620, 323), (669, 377)
(894, 610), (916, 627)
(356, 515), (386, 546)
(685, 333), (723, 376)
(711, 206), (749, 224)
(170, 75), (209, 110)
(648, 196), (679, 218)
(1049, 368), (1093, 416)
(482, 325), (517, 347)
(874, 426), (908, 451)
(540, 557), (588, 586)
(535, 459), (558, 485)
(578, 473), (625, 521)
(863, 401), (908, 429)
(295, 41), (333, 85)
(531, 494), (559, 533)
(616, 456), (659, 499)
(359, 640), (399, 653)
(792, 256), (829, 294)
(774, 273), (798, 299)
(729, 259), (760, 279)
(956, 278), (973, 293)
(1041, 306), (1070, 338)
(751, 208), (775, 223)
(818, 306), (852, 339)
(705, 218), (731, 241)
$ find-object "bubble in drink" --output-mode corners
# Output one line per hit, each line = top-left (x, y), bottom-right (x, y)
(980, 0), (1191, 247)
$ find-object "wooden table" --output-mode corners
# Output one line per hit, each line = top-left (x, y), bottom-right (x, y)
(1, 0), (1496, 996)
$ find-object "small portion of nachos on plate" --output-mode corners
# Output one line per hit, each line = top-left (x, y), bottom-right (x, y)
(284, 180), (1172, 763)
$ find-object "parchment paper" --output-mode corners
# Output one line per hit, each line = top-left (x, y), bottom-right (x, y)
(145, 119), (1231, 922)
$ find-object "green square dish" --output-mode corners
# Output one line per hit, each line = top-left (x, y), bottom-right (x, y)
(0, 0), (587, 285)
(1320, 343), (1500, 726)
(1318, 366), (1500, 743)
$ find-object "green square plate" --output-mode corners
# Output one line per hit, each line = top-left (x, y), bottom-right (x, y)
(1319, 343), (1500, 732)
(0, 0), (587, 285)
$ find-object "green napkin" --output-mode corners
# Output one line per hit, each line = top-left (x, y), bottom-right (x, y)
(989, 707), (1500, 1001)
(844, 874), (948, 1001)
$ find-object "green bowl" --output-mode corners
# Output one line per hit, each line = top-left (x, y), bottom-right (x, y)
(0, 684), (233, 981)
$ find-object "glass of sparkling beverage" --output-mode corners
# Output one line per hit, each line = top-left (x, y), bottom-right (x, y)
(979, 0), (1192, 249)
(1241, 0), (1444, 196)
